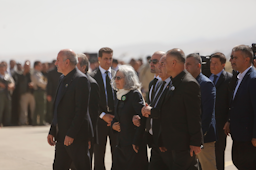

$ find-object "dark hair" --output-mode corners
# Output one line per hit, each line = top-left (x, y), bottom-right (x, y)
(186, 53), (202, 65)
(210, 52), (226, 64)
(232, 45), (253, 63)
(98, 47), (113, 58)
(112, 59), (118, 64)
(166, 48), (185, 63)
(34, 61), (41, 68)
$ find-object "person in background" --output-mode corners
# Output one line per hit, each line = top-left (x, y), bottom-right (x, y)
(139, 55), (154, 100)
(18, 60), (35, 125)
(112, 59), (119, 71)
(209, 52), (232, 170)
(0, 62), (15, 126)
(186, 53), (217, 170)
(77, 53), (100, 167)
(31, 61), (47, 125)
(88, 57), (99, 74)
(111, 65), (148, 170)
(46, 60), (62, 124)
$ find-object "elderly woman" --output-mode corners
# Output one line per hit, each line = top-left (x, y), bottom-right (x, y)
(111, 65), (148, 170)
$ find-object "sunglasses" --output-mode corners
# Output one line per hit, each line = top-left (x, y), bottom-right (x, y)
(149, 59), (158, 64)
(114, 76), (124, 80)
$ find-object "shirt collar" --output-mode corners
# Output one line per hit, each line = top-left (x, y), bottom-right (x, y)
(237, 66), (252, 80)
(154, 75), (162, 81)
(99, 66), (111, 75)
(164, 77), (171, 84)
(210, 69), (223, 77)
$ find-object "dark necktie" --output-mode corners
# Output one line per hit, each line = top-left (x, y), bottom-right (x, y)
(213, 75), (218, 85)
(151, 78), (158, 103)
(105, 71), (114, 112)
(151, 81), (166, 107)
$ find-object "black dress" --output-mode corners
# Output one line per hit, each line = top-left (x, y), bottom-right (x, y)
(111, 89), (148, 170)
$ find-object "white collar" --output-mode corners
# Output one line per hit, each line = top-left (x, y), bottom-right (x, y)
(116, 89), (130, 100)
(154, 75), (162, 81)
(237, 66), (252, 80)
(99, 66), (111, 75)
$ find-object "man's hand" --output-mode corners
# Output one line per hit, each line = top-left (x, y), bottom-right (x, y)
(88, 141), (91, 149)
(112, 122), (121, 132)
(0, 82), (6, 88)
(223, 122), (230, 136)
(132, 115), (141, 127)
(252, 138), (256, 147)
(159, 147), (167, 152)
(141, 103), (152, 117)
(28, 82), (34, 89)
(132, 144), (139, 153)
(102, 114), (115, 126)
(47, 95), (52, 102)
(47, 134), (56, 146)
(189, 145), (201, 157)
(64, 136), (74, 146)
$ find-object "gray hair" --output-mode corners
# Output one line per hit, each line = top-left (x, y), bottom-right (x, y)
(186, 53), (202, 65)
(62, 51), (78, 66)
(232, 45), (253, 63)
(77, 53), (89, 72)
(111, 65), (141, 90)
(166, 48), (186, 63)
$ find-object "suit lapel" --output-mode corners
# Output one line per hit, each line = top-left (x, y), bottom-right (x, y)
(233, 68), (252, 101)
(215, 71), (225, 89)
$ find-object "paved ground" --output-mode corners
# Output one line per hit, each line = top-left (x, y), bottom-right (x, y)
(0, 126), (237, 170)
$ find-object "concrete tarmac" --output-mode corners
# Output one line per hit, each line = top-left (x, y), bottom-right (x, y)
(0, 126), (237, 170)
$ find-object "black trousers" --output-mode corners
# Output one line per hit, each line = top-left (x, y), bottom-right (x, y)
(232, 140), (256, 170)
(215, 127), (227, 170)
(149, 144), (172, 170)
(93, 119), (117, 170)
(53, 140), (91, 170)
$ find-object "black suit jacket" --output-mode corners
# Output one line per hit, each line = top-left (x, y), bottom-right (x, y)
(90, 67), (116, 128)
(86, 73), (100, 144)
(214, 70), (232, 131)
(230, 67), (256, 141)
(49, 68), (93, 142)
(47, 67), (62, 98)
(151, 71), (203, 150)
(112, 90), (146, 146)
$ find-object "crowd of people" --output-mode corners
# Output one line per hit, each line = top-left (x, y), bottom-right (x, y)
(1, 45), (256, 170)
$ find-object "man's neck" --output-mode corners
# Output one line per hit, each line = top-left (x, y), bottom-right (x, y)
(100, 65), (110, 71)
(63, 67), (75, 76)
(238, 65), (251, 74)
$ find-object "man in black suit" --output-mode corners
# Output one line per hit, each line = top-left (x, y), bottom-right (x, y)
(143, 48), (203, 170)
(77, 53), (100, 165)
(208, 52), (232, 170)
(47, 49), (93, 170)
(90, 47), (117, 170)
(224, 45), (256, 169)
(46, 60), (62, 123)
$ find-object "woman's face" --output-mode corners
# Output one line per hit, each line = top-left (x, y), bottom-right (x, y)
(114, 71), (125, 89)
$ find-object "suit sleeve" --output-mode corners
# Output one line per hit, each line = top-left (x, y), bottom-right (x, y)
(249, 77), (256, 138)
(200, 81), (216, 136)
(90, 82), (100, 131)
(184, 81), (203, 146)
(132, 91), (146, 146)
(66, 77), (90, 139)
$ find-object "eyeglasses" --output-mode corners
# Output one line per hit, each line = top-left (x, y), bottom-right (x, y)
(114, 76), (124, 80)
(149, 59), (158, 64)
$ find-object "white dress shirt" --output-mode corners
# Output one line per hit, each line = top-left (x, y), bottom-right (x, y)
(233, 66), (252, 100)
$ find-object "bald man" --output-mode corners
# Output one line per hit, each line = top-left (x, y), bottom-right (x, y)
(47, 49), (93, 170)
(142, 48), (203, 170)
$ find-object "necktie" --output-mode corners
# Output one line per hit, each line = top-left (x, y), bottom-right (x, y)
(105, 71), (114, 112)
(213, 75), (218, 85)
(151, 78), (158, 103)
(151, 81), (166, 107)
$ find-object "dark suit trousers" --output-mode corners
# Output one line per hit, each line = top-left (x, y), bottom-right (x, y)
(53, 140), (91, 170)
(93, 119), (117, 170)
(149, 144), (171, 170)
(215, 127), (227, 170)
(232, 141), (256, 170)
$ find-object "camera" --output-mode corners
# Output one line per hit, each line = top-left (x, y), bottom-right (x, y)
(252, 43), (256, 58)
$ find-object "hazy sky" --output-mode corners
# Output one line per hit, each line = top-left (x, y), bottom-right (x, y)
(1, 0), (256, 58)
